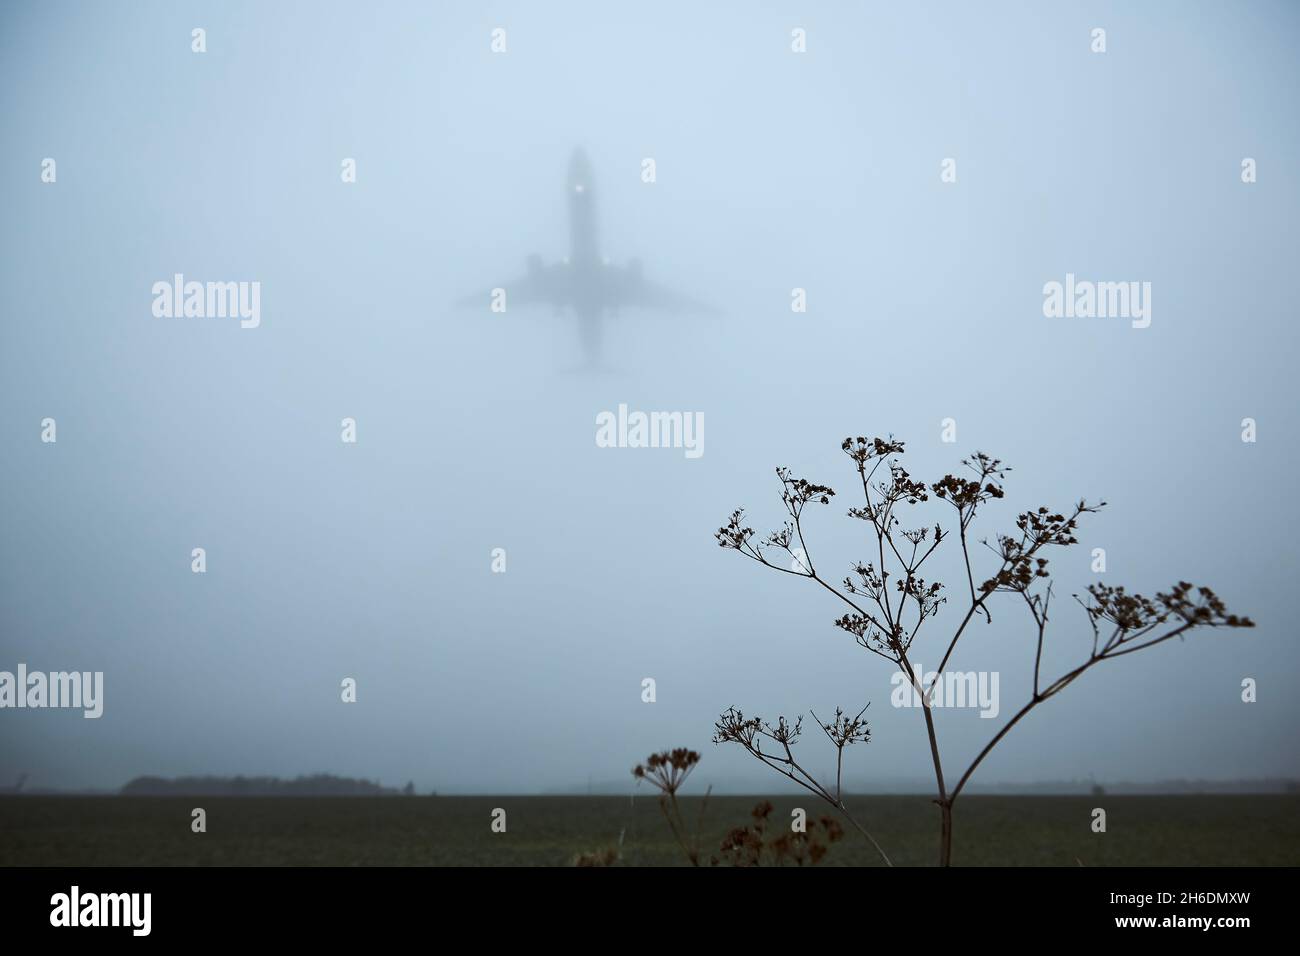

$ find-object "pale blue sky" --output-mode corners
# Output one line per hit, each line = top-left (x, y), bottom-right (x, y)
(1, 1), (1297, 792)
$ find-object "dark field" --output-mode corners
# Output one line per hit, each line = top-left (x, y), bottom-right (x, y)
(1, 795), (1296, 866)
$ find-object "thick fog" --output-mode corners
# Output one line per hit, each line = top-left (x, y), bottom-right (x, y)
(1, 1), (1297, 793)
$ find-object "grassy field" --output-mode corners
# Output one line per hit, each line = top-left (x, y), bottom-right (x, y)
(1, 794), (1296, 866)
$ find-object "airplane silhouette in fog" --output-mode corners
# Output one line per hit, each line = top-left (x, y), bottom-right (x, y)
(463, 148), (718, 368)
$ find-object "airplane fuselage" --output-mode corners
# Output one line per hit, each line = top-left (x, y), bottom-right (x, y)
(568, 149), (600, 267)
(565, 149), (607, 361)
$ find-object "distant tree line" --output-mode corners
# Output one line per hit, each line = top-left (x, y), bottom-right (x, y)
(120, 774), (418, 796)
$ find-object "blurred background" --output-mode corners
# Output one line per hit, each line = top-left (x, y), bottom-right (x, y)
(0, 0), (1296, 794)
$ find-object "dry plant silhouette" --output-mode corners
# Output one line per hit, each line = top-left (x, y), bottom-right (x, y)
(714, 435), (1254, 866)
(716, 800), (845, 867)
(711, 705), (892, 865)
(632, 749), (709, 866)
(629, 750), (846, 867)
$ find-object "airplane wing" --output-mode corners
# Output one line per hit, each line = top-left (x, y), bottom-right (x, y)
(604, 261), (721, 316)
(455, 257), (569, 310)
